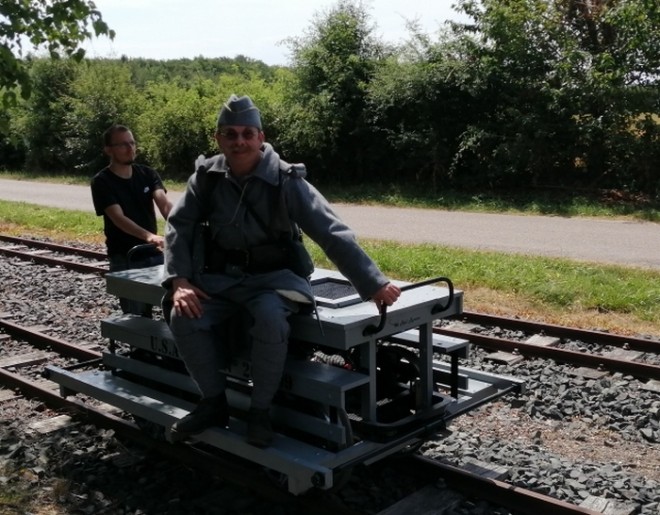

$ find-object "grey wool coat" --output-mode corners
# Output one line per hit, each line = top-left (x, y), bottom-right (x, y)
(163, 143), (388, 301)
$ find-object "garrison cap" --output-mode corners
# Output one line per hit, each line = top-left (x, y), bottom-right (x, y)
(216, 94), (262, 129)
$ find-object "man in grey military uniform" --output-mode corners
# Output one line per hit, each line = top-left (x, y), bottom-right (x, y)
(163, 94), (401, 447)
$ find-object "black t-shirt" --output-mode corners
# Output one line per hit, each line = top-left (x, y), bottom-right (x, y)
(91, 164), (166, 256)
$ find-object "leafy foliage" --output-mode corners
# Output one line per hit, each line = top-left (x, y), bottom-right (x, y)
(64, 60), (139, 174)
(135, 72), (288, 179)
(122, 55), (278, 89)
(280, 0), (389, 183)
(366, 29), (475, 189)
(448, 0), (660, 192)
(0, 0), (114, 131)
(11, 58), (78, 172)
(136, 81), (218, 178)
(0, 0), (658, 197)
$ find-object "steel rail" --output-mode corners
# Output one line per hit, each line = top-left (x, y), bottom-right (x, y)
(3, 363), (569, 515)
(0, 318), (102, 362)
(4, 237), (658, 379)
(0, 356), (359, 514)
(460, 311), (660, 352)
(0, 246), (108, 275)
(0, 235), (643, 514)
(409, 455), (601, 515)
(3, 235), (658, 353)
(435, 326), (660, 380)
(0, 234), (107, 260)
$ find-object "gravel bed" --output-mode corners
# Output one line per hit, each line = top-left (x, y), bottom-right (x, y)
(425, 324), (660, 515)
(1, 243), (659, 514)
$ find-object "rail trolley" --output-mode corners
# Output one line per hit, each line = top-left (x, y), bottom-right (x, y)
(46, 265), (525, 495)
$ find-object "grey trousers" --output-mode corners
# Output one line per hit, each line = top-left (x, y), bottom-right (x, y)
(169, 285), (299, 410)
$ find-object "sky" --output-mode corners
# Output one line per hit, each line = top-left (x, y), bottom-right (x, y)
(81, 0), (467, 65)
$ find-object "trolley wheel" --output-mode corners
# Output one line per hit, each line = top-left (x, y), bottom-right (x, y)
(323, 407), (354, 490)
(395, 439), (425, 455)
(263, 465), (354, 494)
(263, 406), (354, 493)
(133, 416), (167, 441)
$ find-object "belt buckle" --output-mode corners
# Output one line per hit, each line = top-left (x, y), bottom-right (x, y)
(225, 248), (250, 276)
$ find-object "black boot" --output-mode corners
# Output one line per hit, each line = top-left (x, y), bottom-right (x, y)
(171, 393), (228, 441)
(247, 407), (273, 448)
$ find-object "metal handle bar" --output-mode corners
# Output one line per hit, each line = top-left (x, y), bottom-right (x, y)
(126, 243), (160, 269)
(362, 276), (455, 337)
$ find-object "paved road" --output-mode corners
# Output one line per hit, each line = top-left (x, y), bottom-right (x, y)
(1, 178), (658, 270)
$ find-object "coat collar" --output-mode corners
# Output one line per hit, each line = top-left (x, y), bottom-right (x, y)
(206, 143), (281, 186)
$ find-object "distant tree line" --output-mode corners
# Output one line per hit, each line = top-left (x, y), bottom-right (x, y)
(1, 0), (658, 196)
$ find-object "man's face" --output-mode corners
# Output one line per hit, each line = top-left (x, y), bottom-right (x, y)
(105, 130), (137, 166)
(215, 125), (264, 175)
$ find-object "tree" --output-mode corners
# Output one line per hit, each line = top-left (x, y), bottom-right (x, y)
(367, 26), (476, 189)
(281, 0), (388, 183)
(136, 81), (217, 178)
(13, 58), (79, 172)
(450, 0), (660, 193)
(64, 60), (139, 174)
(0, 0), (113, 128)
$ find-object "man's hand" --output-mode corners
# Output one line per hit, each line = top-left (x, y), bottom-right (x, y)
(172, 278), (210, 318)
(146, 234), (165, 251)
(371, 282), (401, 308)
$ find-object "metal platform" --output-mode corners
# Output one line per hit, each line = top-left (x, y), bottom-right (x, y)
(103, 266), (464, 349)
(46, 266), (525, 495)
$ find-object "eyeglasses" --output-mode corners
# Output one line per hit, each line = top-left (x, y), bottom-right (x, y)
(218, 128), (260, 141)
(109, 141), (136, 148)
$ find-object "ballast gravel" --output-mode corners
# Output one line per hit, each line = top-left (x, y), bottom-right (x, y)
(0, 241), (658, 514)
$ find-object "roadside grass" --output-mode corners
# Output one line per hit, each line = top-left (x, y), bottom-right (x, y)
(0, 463), (62, 515)
(308, 240), (660, 336)
(2, 199), (658, 337)
(0, 201), (106, 244)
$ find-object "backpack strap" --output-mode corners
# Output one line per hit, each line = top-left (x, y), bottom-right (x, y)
(277, 161), (307, 241)
(196, 154), (301, 242)
(193, 155), (222, 220)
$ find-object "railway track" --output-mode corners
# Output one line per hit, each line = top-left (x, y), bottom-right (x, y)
(0, 234), (108, 275)
(439, 315), (660, 381)
(2, 234), (658, 513)
(0, 319), (605, 514)
(3, 235), (659, 381)
(0, 319), (361, 514)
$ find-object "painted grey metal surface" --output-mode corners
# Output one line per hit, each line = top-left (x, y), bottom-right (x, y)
(47, 266), (525, 495)
(105, 266), (463, 349)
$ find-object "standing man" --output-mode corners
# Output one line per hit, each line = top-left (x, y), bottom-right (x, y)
(163, 94), (401, 447)
(91, 124), (173, 316)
